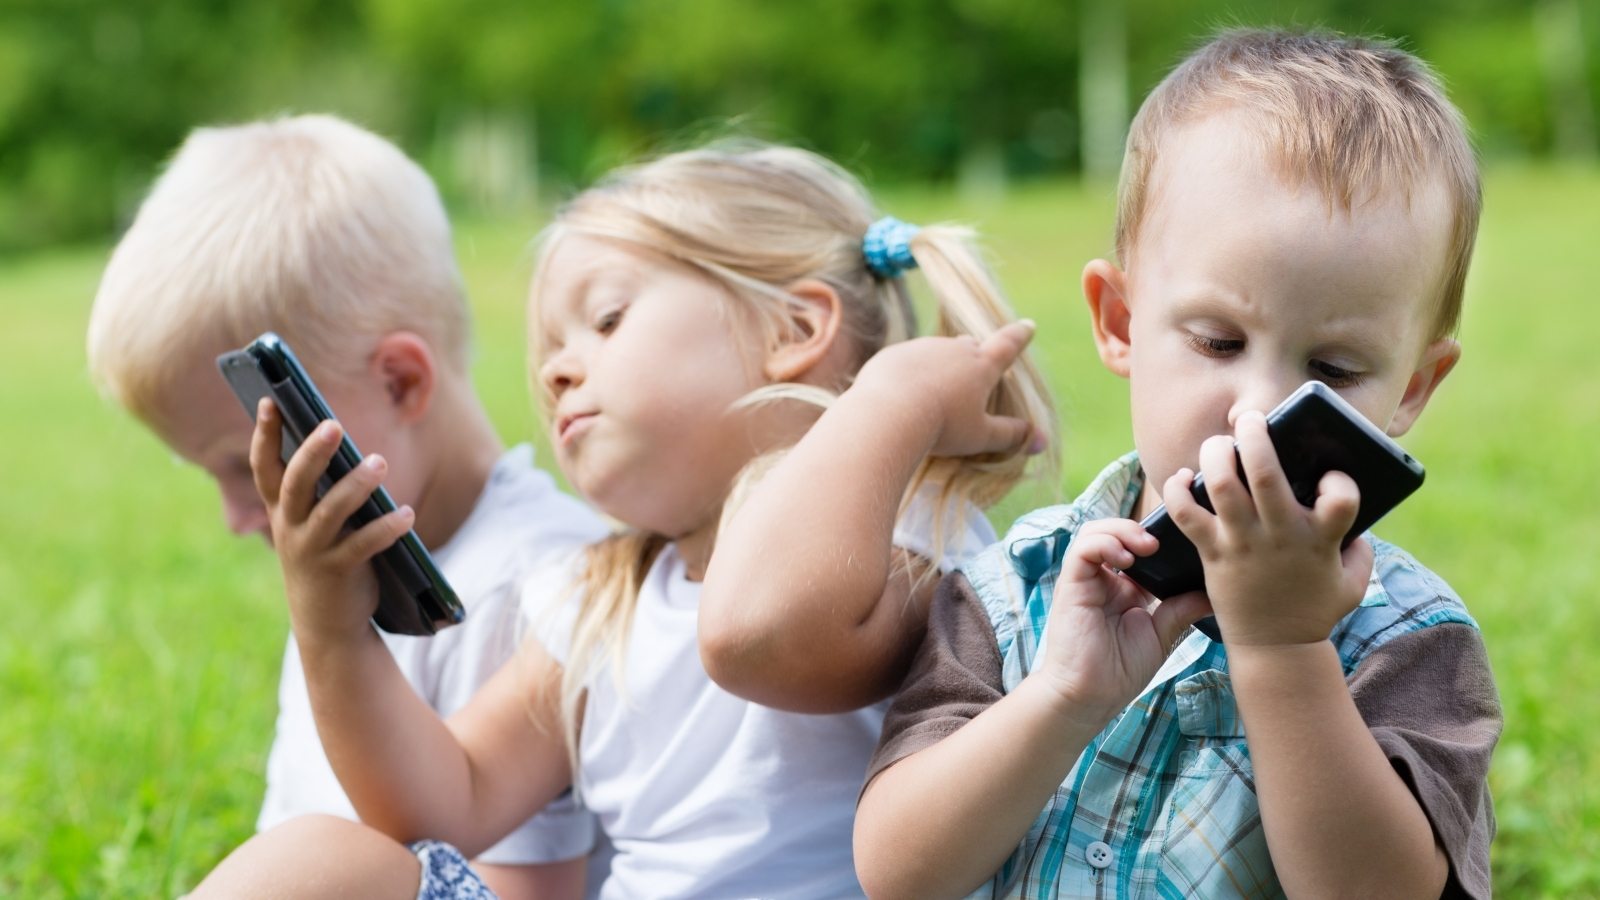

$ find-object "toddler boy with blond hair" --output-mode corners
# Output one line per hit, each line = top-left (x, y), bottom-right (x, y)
(847, 29), (1500, 897)
(87, 114), (605, 897)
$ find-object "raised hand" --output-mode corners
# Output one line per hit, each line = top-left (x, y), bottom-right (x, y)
(851, 320), (1046, 459)
(1035, 519), (1212, 727)
(249, 398), (415, 643)
(1162, 410), (1374, 647)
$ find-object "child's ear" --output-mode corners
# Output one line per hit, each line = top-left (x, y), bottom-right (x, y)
(764, 278), (846, 383)
(1084, 259), (1132, 378)
(1386, 337), (1460, 437)
(370, 332), (437, 424)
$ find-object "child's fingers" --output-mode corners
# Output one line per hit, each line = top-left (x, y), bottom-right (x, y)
(1062, 520), (1155, 581)
(334, 505), (415, 570)
(1078, 518), (1159, 557)
(249, 398), (286, 507)
(1163, 468), (1217, 546)
(1233, 411), (1297, 527)
(1151, 590), (1214, 650)
(1340, 527), (1376, 586)
(1058, 533), (1133, 586)
(279, 420), (343, 524)
(1311, 469), (1362, 543)
(1197, 434), (1252, 523)
(305, 454), (389, 544)
(1025, 425), (1049, 455)
(1074, 533), (1133, 572)
(977, 320), (1035, 371)
(977, 414), (1036, 455)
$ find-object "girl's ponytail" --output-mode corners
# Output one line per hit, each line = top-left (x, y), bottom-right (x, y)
(897, 222), (1060, 496)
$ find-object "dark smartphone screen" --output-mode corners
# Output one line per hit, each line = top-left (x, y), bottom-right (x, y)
(217, 333), (464, 635)
(1122, 381), (1425, 627)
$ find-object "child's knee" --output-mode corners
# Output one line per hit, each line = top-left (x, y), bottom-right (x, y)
(189, 814), (421, 899)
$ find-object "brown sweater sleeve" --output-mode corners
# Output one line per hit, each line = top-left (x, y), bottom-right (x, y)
(863, 570), (1005, 792)
(1349, 623), (1502, 900)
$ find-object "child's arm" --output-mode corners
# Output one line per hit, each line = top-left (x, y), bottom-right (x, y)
(1162, 411), (1448, 897)
(701, 323), (1040, 713)
(249, 400), (571, 856)
(855, 520), (1211, 897)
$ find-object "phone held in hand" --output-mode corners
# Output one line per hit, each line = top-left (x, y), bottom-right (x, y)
(1123, 381), (1425, 639)
(217, 332), (465, 636)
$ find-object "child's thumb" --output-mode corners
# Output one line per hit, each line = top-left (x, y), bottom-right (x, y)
(1152, 591), (1214, 650)
(980, 319), (1036, 367)
(985, 415), (1039, 455)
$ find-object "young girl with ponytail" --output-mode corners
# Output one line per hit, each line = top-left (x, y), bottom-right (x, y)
(190, 142), (1056, 899)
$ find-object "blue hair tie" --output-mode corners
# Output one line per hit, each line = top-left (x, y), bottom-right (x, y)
(863, 216), (921, 279)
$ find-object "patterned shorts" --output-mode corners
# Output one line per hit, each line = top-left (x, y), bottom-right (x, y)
(410, 840), (497, 900)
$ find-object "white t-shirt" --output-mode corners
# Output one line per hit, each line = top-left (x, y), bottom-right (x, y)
(526, 499), (995, 898)
(257, 445), (609, 864)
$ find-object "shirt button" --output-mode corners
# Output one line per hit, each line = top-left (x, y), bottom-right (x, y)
(1085, 840), (1113, 869)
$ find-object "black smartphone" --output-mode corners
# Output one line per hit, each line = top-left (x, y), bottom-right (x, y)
(1123, 381), (1424, 634)
(217, 332), (465, 636)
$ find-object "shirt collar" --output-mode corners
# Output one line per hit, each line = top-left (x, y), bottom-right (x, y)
(1000, 451), (1146, 582)
(1076, 450), (1146, 522)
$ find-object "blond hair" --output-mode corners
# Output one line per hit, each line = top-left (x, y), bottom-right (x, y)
(1116, 28), (1480, 337)
(87, 114), (471, 419)
(526, 143), (1059, 773)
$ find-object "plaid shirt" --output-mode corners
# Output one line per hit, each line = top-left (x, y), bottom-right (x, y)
(958, 452), (1481, 898)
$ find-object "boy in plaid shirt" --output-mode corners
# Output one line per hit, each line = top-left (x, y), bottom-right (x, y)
(711, 28), (1501, 898)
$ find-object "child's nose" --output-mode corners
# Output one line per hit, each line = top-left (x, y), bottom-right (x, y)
(538, 349), (585, 398)
(1226, 378), (1297, 429)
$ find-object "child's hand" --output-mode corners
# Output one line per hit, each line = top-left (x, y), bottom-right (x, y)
(851, 320), (1045, 459)
(1035, 519), (1212, 727)
(249, 398), (415, 644)
(1162, 410), (1374, 647)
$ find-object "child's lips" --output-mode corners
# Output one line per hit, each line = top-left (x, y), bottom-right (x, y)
(557, 412), (597, 445)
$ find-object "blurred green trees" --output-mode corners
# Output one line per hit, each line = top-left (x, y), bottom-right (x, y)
(0, 0), (1594, 251)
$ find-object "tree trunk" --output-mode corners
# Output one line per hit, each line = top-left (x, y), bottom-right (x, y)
(1079, 0), (1129, 180)
(1535, 0), (1598, 160)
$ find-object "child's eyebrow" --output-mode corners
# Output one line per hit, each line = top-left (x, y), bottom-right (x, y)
(1306, 318), (1393, 353)
(1166, 291), (1255, 321)
(575, 264), (641, 306)
(536, 268), (635, 339)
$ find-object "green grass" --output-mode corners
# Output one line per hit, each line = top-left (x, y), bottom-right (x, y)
(2, 168), (1596, 896)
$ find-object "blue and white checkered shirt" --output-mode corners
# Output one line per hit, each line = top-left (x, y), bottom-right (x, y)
(954, 452), (1483, 898)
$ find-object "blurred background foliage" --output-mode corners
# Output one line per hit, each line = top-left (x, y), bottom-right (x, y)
(1, 0), (1595, 252)
(2, 1), (1599, 895)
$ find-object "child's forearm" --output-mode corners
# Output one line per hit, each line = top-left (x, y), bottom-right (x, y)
(855, 676), (1103, 898)
(296, 629), (562, 855)
(297, 627), (484, 839)
(701, 380), (939, 712)
(1227, 641), (1448, 898)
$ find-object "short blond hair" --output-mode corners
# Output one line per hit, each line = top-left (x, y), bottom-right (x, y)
(87, 114), (471, 419)
(1116, 28), (1480, 337)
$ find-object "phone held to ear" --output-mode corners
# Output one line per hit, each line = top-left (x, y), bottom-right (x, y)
(217, 332), (464, 636)
(1122, 381), (1424, 641)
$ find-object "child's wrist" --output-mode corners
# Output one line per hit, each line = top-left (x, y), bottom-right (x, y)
(1223, 640), (1346, 709)
(289, 607), (377, 652)
(1208, 604), (1342, 648)
(842, 377), (943, 448)
(1020, 669), (1126, 737)
(1223, 638), (1337, 673)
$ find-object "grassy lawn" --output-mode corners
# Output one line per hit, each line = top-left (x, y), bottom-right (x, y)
(1, 167), (1595, 896)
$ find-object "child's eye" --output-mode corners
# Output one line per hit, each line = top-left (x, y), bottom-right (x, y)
(1310, 359), (1363, 387)
(1185, 333), (1244, 357)
(595, 307), (625, 335)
